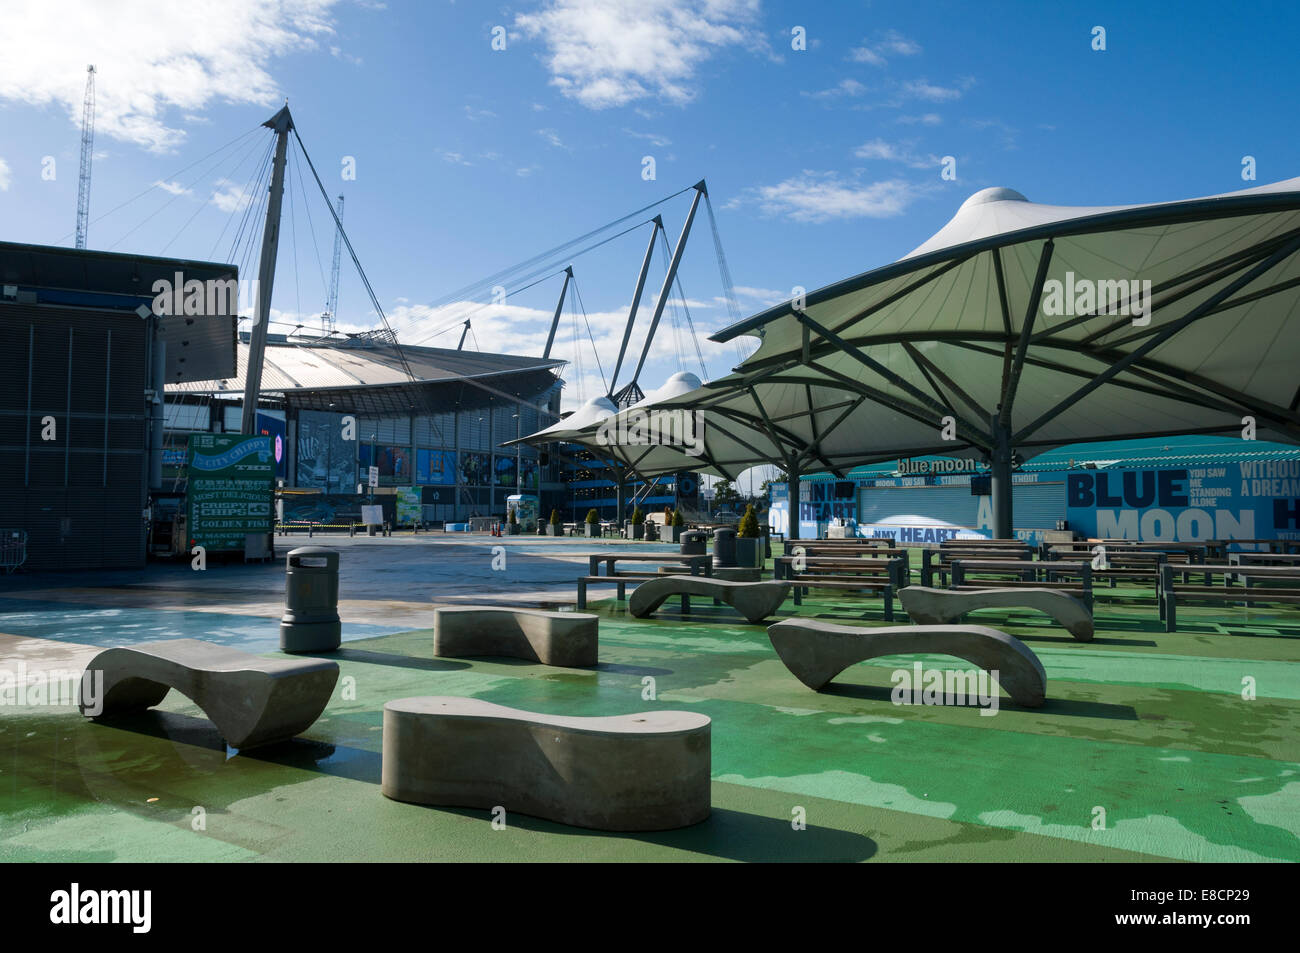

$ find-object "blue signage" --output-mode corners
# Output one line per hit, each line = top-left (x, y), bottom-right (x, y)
(1065, 463), (1300, 544)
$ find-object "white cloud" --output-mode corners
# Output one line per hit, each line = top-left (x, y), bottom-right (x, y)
(209, 177), (255, 213)
(898, 113), (942, 125)
(0, 0), (340, 153)
(732, 172), (923, 223)
(901, 79), (965, 102)
(514, 0), (764, 110)
(439, 150), (472, 166)
(624, 129), (672, 147)
(0, 157), (10, 191)
(849, 30), (921, 67)
(464, 105), (497, 122)
(537, 128), (566, 149)
(153, 179), (192, 196)
(853, 138), (940, 169)
(803, 78), (867, 100)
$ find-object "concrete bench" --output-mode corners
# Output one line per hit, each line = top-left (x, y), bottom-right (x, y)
(380, 696), (711, 831)
(767, 619), (1046, 707)
(433, 606), (598, 666)
(78, 638), (339, 749)
(899, 586), (1094, 642)
(628, 576), (790, 624)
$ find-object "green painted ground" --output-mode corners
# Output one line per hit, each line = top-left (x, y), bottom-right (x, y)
(2, 549), (1298, 862)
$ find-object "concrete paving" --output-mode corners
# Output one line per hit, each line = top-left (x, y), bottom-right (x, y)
(2, 534), (1299, 862)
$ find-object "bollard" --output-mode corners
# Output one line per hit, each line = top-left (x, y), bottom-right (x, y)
(713, 527), (738, 569)
(280, 546), (342, 653)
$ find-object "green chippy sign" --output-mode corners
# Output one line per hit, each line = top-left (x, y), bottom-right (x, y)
(185, 434), (276, 551)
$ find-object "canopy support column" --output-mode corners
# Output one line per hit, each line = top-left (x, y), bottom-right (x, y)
(786, 465), (802, 541)
(990, 414), (1013, 539)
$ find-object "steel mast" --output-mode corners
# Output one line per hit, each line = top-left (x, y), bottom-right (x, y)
(240, 103), (293, 435)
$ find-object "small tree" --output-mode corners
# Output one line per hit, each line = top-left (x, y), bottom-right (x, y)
(585, 508), (599, 524)
(631, 506), (644, 525)
(672, 508), (684, 527)
(713, 480), (743, 509)
(737, 503), (760, 538)
(549, 508), (561, 528)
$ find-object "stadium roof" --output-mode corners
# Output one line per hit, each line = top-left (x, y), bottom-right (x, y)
(167, 335), (566, 415)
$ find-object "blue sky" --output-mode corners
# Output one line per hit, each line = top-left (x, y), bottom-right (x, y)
(1, 0), (1296, 417)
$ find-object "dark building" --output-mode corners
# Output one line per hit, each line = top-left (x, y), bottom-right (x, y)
(0, 241), (236, 571)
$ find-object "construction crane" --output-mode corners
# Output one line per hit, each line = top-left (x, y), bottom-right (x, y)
(75, 65), (95, 249)
(322, 193), (344, 333)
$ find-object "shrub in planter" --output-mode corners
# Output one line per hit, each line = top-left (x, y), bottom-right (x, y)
(670, 507), (684, 542)
(547, 508), (562, 537)
(629, 507), (645, 540)
(735, 504), (763, 568)
(507, 509), (519, 535)
(585, 508), (599, 537)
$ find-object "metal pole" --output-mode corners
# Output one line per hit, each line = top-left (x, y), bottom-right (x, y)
(609, 217), (661, 397)
(786, 465), (801, 541)
(542, 266), (572, 360)
(241, 104), (293, 435)
(990, 413), (1013, 539)
(630, 183), (705, 388)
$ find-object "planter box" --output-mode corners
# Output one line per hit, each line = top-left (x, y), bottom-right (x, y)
(670, 525), (683, 544)
(627, 522), (645, 540)
(735, 537), (764, 570)
(506, 524), (520, 536)
(585, 523), (598, 537)
(546, 524), (564, 537)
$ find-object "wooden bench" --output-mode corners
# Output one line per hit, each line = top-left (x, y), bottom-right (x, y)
(381, 696), (710, 831)
(767, 619), (1046, 707)
(785, 557), (907, 620)
(950, 559), (1094, 610)
(433, 606), (599, 666)
(79, 638), (339, 749)
(922, 545), (1032, 587)
(1159, 563), (1300, 632)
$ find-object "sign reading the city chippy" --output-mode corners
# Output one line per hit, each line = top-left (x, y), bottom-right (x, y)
(185, 434), (275, 551)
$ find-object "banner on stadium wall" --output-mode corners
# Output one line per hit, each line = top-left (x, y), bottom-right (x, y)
(1065, 463), (1300, 543)
(185, 434), (275, 552)
(395, 487), (422, 525)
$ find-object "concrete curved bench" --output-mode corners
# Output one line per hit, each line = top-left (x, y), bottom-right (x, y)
(767, 619), (1046, 707)
(381, 696), (711, 831)
(79, 639), (339, 749)
(900, 586), (1094, 641)
(628, 575), (790, 623)
(433, 606), (598, 666)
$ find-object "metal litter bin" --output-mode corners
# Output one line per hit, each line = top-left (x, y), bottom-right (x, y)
(680, 530), (708, 556)
(713, 527), (738, 568)
(280, 546), (341, 653)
